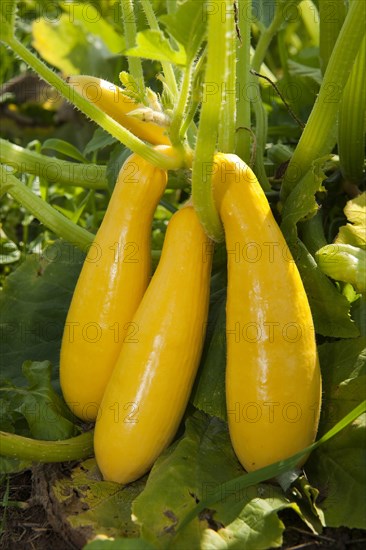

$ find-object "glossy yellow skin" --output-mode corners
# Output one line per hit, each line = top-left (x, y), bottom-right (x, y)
(67, 75), (171, 146)
(94, 206), (213, 483)
(60, 152), (168, 421)
(212, 153), (322, 472)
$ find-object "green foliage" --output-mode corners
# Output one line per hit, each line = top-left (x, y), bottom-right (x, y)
(307, 338), (366, 528)
(0, 0), (365, 547)
(0, 360), (76, 439)
(0, 241), (84, 386)
(160, 0), (207, 62)
(31, 9), (125, 78)
(336, 192), (366, 249)
(125, 29), (186, 66)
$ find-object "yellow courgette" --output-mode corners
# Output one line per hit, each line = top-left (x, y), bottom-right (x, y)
(60, 150), (169, 421)
(94, 205), (213, 483)
(67, 75), (171, 146)
(212, 153), (322, 471)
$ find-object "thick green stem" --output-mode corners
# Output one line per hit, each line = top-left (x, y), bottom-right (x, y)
(0, 139), (108, 190)
(319, 0), (347, 75)
(7, 37), (180, 170)
(138, 0), (178, 99)
(0, 430), (94, 462)
(218, 3), (236, 153)
(121, 0), (144, 89)
(338, 34), (366, 186)
(1, 166), (93, 251)
(281, 0), (366, 202)
(235, 0), (251, 163)
(192, 0), (232, 242)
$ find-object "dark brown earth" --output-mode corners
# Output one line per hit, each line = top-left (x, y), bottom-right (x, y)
(1, 469), (365, 550)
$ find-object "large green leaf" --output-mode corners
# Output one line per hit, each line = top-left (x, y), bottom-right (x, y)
(132, 411), (308, 550)
(306, 338), (366, 528)
(132, 412), (244, 549)
(0, 241), (84, 387)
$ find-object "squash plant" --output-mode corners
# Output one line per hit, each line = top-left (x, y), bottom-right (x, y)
(0, 0), (365, 548)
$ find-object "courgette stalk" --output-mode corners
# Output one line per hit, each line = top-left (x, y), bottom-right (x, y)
(0, 431), (93, 462)
(0, 139), (108, 190)
(0, 165), (93, 251)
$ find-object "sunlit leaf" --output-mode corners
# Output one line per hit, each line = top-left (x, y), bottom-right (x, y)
(125, 30), (186, 66)
(336, 192), (366, 249)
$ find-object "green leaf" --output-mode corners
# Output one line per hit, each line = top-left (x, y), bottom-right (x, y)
(84, 128), (117, 157)
(51, 458), (145, 540)
(293, 240), (359, 338)
(132, 411), (244, 549)
(306, 338), (366, 528)
(200, 498), (291, 550)
(41, 139), (88, 163)
(192, 299), (227, 420)
(132, 411), (309, 550)
(336, 192), (366, 249)
(4, 360), (76, 440)
(0, 240), (84, 388)
(287, 60), (322, 86)
(160, 0), (207, 61)
(179, 404), (366, 534)
(281, 158), (328, 246)
(125, 30), (186, 66)
(0, 0), (17, 42)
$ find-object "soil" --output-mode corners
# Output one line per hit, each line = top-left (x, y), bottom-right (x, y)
(1, 469), (365, 550)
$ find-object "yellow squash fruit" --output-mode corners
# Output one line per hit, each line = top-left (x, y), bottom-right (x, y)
(212, 153), (322, 472)
(60, 150), (169, 421)
(66, 75), (171, 146)
(94, 205), (213, 483)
